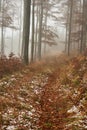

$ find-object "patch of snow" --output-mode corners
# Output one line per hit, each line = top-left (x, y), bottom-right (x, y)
(67, 106), (79, 113)
(0, 82), (3, 86)
(10, 77), (16, 81)
(18, 96), (24, 101)
(30, 85), (34, 89)
(31, 108), (35, 113)
(34, 89), (39, 94)
(6, 125), (15, 130)
(11, 75), (15, 77)
(28, 111), (33, 116)
(48, 99), (53, 102)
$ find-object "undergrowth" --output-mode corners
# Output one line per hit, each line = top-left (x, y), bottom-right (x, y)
(0, 53), (24, 78)
(0, 54), (87, 129)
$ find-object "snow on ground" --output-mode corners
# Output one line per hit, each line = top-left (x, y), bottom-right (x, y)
(0, 71), (49, 130)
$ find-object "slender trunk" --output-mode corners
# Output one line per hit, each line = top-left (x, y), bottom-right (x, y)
(80, 0), (85, 53)
(44, 1), (48, 54)
(67, 0), (73, 56)
(38, 0), (43, 60)
(18, 0), (23, 56)
(78, 0), (82, 53)
(82, 0), (86, 51)
(34, 4), (39, 60)
(11, 10), (15, 53)
(1, 0), (4, 56)
(31, 0), (35, 62)
(11, 28), (14, 52)
(65, 4), (69, 53)
(22, 0), (31, 64)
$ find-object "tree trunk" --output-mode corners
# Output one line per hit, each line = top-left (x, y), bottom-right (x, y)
(22, 0), (31, 64)
(67, 0), (73, 56)
(44, 0), (48, 54)
(82, 0), (87, 51)
(80, 0), (86, 53)
(18, 0), (23, 56)
(65, 4), (69, 53)
(31, 0), (35, 62)
(1, 0), (4, 57)
(34, 4), (39, 60)
(38, 0), (43, 60)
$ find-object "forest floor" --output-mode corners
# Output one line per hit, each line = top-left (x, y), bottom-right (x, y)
(0, 54), (87, 130)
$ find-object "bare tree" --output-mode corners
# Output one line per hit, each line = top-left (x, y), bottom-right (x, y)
(38, 0), (44, 60)
(31, 0), (35, 62)
(22, 0), (31, 64)
(67, 0), (73, 55)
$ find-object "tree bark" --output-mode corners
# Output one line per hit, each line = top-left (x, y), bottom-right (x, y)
(67, 0), (73, 56)
(31, 0), (35, 62)
(38, 0), (43, 60)
(1, 0), (4, 57)
(22, 0), (31, 64)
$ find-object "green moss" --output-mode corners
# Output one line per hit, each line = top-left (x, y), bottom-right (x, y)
(72, 125), (80, 130)
(22, 114), (31, 121)
(44, 122), (53, 127)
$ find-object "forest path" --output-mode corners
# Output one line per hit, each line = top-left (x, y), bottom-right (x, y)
(0, 54), (69, 130)
(0, 54), (87, 130)
(38, 54), (87, 130)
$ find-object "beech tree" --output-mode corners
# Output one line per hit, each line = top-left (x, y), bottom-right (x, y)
(22, 0), (31, 64)
(37, 0), (43, 60)
(31, 0), (35, 62)
(64, 0), (87, 55)
(1, 0), (87, 63)
(0, 0), (15, 56)
(67, 0), (73, 55)
(80, 0), (87, 53)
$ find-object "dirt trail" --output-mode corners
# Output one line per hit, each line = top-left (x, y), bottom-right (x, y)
(37, 56), (69, 130)
(37, 54), (87, 130)
(1, 54), (86, 130)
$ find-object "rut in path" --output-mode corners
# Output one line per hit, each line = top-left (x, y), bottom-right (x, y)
(34, 54), (70, 130)
(38, 66), (69, 130)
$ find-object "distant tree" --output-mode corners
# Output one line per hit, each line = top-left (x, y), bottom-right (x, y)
(18, 0), (23, 56)
(31, 0), (35, 62)
(67, 0), (73, 55)
(0, 0), (17, 57)
(0, 0), (13, 56)
(34, 1), (39, 60)
(37, 0), (44, 60)
(1, 0), (4, 56)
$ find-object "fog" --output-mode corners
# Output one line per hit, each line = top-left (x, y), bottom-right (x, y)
(1, 27), (65, 57)
(0, 0), (65, 57)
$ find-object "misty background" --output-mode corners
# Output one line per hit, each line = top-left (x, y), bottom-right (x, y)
(0, 0), (65, 57)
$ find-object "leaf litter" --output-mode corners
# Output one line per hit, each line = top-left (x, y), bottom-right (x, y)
(0, 55), (87, 130)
